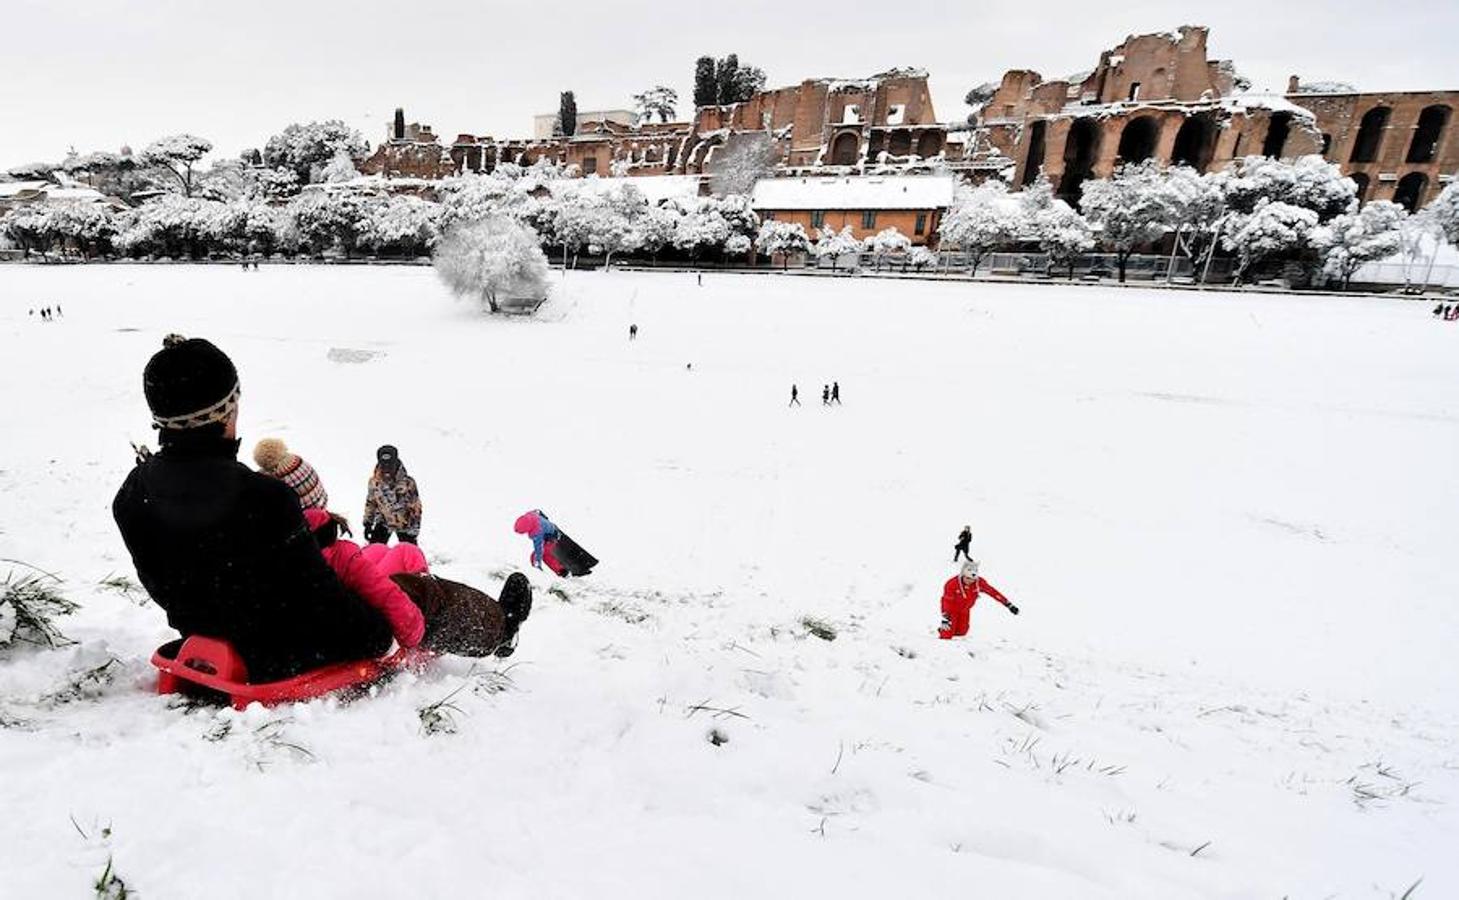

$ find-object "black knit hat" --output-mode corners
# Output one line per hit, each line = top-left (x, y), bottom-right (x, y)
(376, 444), (400, 464)
(143, 335), (240, 430)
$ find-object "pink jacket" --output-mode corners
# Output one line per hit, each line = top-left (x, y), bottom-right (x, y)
(304, 509), (426, 648)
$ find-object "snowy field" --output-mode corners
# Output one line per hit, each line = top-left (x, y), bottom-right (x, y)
(1, 265), (1457, 898)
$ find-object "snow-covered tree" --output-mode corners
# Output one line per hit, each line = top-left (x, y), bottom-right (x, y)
(866, 226), (912, 270)
(282, 191), (371, 257)
(257, 167), (301, 200)
(358, 194), (441, 257)
(1021, 184), (1094, 278)
(1161, 165), (1228, 274)
(544, 188), (601, 268)
(320, 151), (360, 184)
(2, 202), (119, 259)
(0, 205), (52, 258)
(438, 170), (544, 231)
(1223, 200), (1322, 283)
(195, 158), (254, 202)
(908, 245), (937, 271)
(263, 121), (368, 184)
(117, 195), (227, 258)
(633, 204), (681, 264)
(756, 219), (811, 269)
(814, 226), (861, 271)
(1317, 199), (1407, 289)
(140, 134), (213, 197)
(938, 180), (1019, 276)
(433, 217), (551, 314)
(1427, 181), (1459, 249)
(1219, 155), (1356, 223)
(1080, 160), (1176, 282)
(661, 192), (759, 256)
(633, 86), (679, 124)
(708, 134), (777, 197)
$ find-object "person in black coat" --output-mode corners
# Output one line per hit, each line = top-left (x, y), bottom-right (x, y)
(113, 336), (394, 681)
(953, 525), (972, 562)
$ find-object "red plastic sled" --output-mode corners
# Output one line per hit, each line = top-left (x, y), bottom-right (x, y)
(151, 636), (425, 710)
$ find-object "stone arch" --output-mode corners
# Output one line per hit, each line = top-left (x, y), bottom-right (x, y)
(1058, 118), (1101, 203)
(1393, 172), (1428, 212)
(888, 131), (912, 156)
(830, 131), (860, 166)
(1407, 105), (1451, 164)
(1349, 106), (1390, 163)
(1116, 116), (1159, 165)
(1171, 115), (1217, 172)
(916, 131), (943, 158)
(1350, 172), (1370, 203)
(1263, 112), (1294, 158)
(1021, 120), (1047, 186)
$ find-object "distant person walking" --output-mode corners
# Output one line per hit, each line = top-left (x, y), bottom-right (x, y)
(831, 382), (841, 405)
(789, 385), (800, 407)
(822, 385), (830, 406)
(697, 273), (702, 287)
(953, 526), (972, 562)
(629, 323), (638, 341)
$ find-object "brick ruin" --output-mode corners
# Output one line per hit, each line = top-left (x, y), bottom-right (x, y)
(359, 26), (1455, 209)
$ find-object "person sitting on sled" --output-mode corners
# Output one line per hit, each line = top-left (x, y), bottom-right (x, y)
(938, 559), (1018, 639)
(113, 335), (531, 680)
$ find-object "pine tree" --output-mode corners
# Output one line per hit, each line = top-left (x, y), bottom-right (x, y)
(558, 91), (577, 137)
(694, 56), (718, 107)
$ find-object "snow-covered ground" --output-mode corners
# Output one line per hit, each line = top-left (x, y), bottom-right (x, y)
(1, 265), (1456, 898)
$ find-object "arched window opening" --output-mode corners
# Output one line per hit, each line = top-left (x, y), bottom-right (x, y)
(1171, 116), (1216, 172)
(1350, 107), (1390, 163)
(1263, 112), (1293, 158)
(1020, 121), (1047, 187)
(1393, 172), (1428, 212)
(1350, 172), (1370, 203)
(1116, 117), (1159, 164)
(830, 132), (859, 166)
(1057, 118), (1101, 204)
(916, 131), (943, 158)
(1407, 105), (1450, 164)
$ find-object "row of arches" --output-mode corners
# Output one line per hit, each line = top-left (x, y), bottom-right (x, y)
(1347, 104), (1450, 164)
(1042, 115), (1220, 201)
(828, 130), (944, 166)
(1351, 171), (1432, 211)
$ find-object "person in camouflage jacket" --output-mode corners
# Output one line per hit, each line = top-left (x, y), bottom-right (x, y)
(364, 444), (422, 544)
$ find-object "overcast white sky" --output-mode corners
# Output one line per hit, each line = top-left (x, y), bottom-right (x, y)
(3, 0), (1457, 169)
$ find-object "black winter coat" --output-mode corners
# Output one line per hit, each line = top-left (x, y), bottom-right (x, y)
(113, 434), (392, 681)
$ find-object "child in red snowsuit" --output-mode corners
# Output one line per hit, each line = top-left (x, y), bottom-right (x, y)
(939, 559), (1018, 638)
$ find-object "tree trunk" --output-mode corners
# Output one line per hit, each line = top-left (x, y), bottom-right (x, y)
(1117, 252), (1129, 283)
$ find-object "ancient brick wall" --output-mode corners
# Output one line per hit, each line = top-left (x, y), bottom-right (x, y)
(1292, 90), (1458, 209)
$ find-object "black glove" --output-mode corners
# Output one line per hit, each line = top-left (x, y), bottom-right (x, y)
(1008, 604), (1020, 615)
